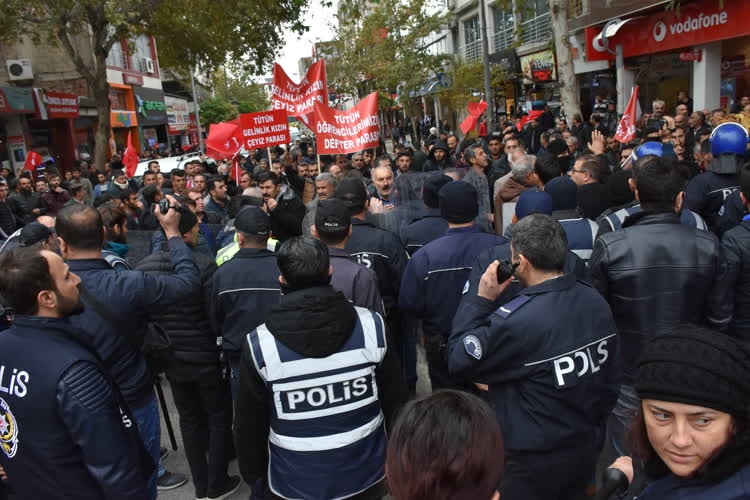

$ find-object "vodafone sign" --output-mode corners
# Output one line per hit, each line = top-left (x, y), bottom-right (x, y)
(585, 0), (750, 61)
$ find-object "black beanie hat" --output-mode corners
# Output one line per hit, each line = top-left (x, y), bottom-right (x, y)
(439, 181), (478, 223)
(635, 325), (750, 416)
(422, 174), (453, 209)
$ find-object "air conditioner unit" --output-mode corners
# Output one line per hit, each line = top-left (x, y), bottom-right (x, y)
(6, 59), (33, 81)
(144, 58), (155, 73)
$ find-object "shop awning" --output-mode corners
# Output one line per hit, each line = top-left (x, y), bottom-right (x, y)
(0, 86), (35, 114)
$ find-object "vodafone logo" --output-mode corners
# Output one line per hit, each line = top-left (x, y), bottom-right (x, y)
(653, 21), (667, 42)
(652, 11), (729, 43)
(592, 35), (607, 53)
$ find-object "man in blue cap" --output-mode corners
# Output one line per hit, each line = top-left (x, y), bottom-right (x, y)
(400, 181), (507, 390)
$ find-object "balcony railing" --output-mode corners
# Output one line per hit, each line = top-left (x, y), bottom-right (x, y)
(520, 12), (551, 44)
(494, 27), (514, 51)
(461, 38), (482, 62)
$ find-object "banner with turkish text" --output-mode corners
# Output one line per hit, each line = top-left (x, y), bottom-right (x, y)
(615, 86), (640, 143)
(239, 110), (290, 150)
(272, 59), (327, 127)
(313, 93), (380, 155)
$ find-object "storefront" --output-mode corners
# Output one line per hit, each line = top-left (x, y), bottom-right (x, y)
(133, 86), (168, 152)
(165, 95), (191, 153)
(517, 48), (560, 115)
(109, 83), (139, 154)
(27, 89), (81, 173)
(0, 86), (35, 174)
(584, 0), (750, 113)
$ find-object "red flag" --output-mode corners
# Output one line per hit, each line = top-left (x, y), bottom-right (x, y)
(516, 110), (544, 132)
(123, 131), (139, 177)
(460, 100), (488, 136)
(615, 86), (640, 143)
(23, 151), (43, 171)
(205, 122), (242, 160)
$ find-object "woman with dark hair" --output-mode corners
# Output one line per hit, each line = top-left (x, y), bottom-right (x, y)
(606, 325), (750, 499)
(386, 390), (504, 500)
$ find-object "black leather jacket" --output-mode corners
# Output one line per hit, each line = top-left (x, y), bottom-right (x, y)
(715, 220), (750, 340)
(589, 211), (723, 384)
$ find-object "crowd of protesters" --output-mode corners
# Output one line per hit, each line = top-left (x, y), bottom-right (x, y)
(0, 91), (749, 500)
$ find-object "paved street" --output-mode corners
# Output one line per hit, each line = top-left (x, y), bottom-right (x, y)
(158, 345), (431, 499)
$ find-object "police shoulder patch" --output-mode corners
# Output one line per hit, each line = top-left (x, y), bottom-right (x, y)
(494, 294), (532, 319)
(0, 397), (19, 459)
(463, 335), (483, 360)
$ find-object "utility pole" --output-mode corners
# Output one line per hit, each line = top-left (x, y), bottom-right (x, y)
(479, 0), (493, 134)
(190, 66), (205, 153)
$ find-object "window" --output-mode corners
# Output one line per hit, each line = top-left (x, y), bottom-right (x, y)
(129, 35), (155, 73)
(532, 0), (549, 17)
(464, 16), (480, 46)
(569, 0), (586, 18)
(107, 41), (126, 69)
(494, 7), (515, 50)
(109, 88), (128, 110)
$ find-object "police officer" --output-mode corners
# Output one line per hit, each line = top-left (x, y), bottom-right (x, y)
(0, 247), (152, 499)
(684, 122), (746, 233)
(312, 198), (384, 314)
(449, 214), (620, 500)
(235, 237), (407, 499)
(400, 181), (507, 390)
(210, 206), (281, 397)
(335, 178), (411, 378)
(597, 143), (707, 238)
(399, 174), (451, 256)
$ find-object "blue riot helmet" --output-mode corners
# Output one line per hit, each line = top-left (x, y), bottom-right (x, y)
(621, 141), (673, 170)
(709, 122), (749, 174)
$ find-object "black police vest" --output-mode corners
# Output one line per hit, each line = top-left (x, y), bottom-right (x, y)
(0, 324), (113, 499)
(247, 307), (387, 500)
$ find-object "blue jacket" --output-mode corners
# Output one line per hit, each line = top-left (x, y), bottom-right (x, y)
(638, 463), (750, 499)
(345, 218), (408, 310)
(210, 247), (281, 356)
(449, 273), (621, 451)
(399, 208), (448, 256)
(67, 237), (201, 408)
(0, 316), (151, 499)
(400, 225), (508, 339)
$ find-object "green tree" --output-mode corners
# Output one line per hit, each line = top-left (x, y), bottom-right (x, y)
(332, 0), (449, 139)
(0, 0), (312, 171)
(213, 66), (271, 114)
(198, 97), (238, 127)
(439, 58), (509, 115)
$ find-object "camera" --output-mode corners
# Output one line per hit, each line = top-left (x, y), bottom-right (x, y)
(158, 198), (171, 215)
(496, 260), (519, 283)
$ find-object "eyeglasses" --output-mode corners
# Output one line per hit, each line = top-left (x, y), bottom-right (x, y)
(570, 168), (588, 175)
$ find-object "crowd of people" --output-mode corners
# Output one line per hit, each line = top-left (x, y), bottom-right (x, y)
(0, 92), (749, 500)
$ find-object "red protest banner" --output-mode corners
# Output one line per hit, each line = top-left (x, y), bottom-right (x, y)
(313, 92), (380, 155)
(615, 86), (640, 143)
(239, 110), (290, 150)
(272, 59), (327, 126)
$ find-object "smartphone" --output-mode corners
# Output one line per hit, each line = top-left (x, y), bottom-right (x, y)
(496, 260), (519, 283)
(646, 118), (665, 129)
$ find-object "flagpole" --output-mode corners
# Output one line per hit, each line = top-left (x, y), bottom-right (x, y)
(190, 66), (205, 154)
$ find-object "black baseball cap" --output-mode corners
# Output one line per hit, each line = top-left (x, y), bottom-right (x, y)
(235, 206), (271, 235)
(315, 199), (351, 233)
(19, 222), (55, 247)
(334, 178), (368, 215)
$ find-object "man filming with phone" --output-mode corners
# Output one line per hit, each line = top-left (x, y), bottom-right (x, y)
(448, 213), (621, 500)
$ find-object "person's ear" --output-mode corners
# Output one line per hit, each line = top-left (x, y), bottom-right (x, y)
(328, 265), (333, 278)
(37, 289), (57, 311)
(311, 226), (319, 239)
(58, 237), (69, 258)
(634, 187), (641, 202)
(741, 192), (748, 208)
(627, 177), (636, 193)
(347, 225), (353, 238)
(278, 274), (287, 285)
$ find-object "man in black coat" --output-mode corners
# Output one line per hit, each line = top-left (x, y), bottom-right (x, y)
(256, 171), (305, 242)
(136, 209), (239, 500)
